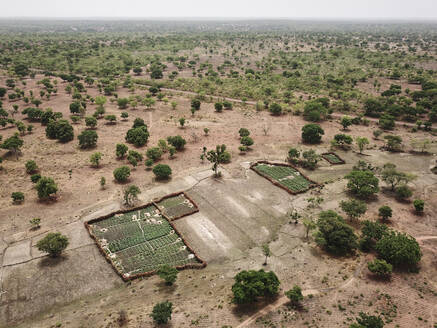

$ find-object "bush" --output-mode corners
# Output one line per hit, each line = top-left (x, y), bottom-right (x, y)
(117, 98), (129, 109)
(11, 192), (24, 203)
(219, 150), (231, 163)
(315, 210), (358, 255)
(90, 152), (102, 167)
(145, 158), (154, 169)
(116, 143), (128, 158)
(150, 301), (172, 324)
(413, 199), (424, 213)
(56, 120), (74, 143)
(231, 269), (280, 304)
(303, 100), (327, 122)
(238, 128), (250, 137)
(78, 130), (98, 149)
(223, 100), (233, 110)
(36, 232), (69, 257)
(25, 160), (38, 174)
(287, 148), (300, 164)
(395, 184), (412, 200)
(378, 206), (392, 222)
(167, 135), (186, 150)
(269, 103), (282, 115)
(379, 114), (395, 130)
(30, 173), (41, 183)
(157, 265), (178, 285)
(153, 164), (172, 179)
(345, 170), (379, 199)
(375, 231), (422, 268)
(146, 147), (163, 162)
(360, 220), (389, 252)
(301, 124), (324, 144)
(113, 166), (131, 182)
(339, 199), (367, 221)
(36, 176), (58, 199)
(214, 102), (223, 112)
(240, 136), (254, 147)
(285, 285), (303, 307)
(191, 99), (201, 110)
(352, 312), (384, 328)
(367, 259), (393, 278)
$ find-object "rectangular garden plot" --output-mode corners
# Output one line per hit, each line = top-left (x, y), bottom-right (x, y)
(251, 161), (318, 194)
(154, 192), (199, 221)
(321, 152), (345, 165)
(85, 203), (205, 281)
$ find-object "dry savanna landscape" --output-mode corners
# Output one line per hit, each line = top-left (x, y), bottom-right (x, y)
(0, 18), (436, 328)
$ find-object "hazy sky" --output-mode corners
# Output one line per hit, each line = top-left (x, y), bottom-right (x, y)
(1, 0), (436, 19)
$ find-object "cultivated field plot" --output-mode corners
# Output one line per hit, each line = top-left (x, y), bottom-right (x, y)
(251, 161), (318, 194)
(86, 203), (205, 280)
(154, 192), (199, 221)
(321, 152), (345, 165)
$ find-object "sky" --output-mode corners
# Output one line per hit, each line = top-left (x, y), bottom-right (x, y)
(1, 0), (436, 19)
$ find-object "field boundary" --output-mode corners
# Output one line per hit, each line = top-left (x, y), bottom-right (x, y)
(84, 199), (206, 281)
(321, 152), (346, 165)
(152, 191), (199, 221)
(250, 160), (319, 195)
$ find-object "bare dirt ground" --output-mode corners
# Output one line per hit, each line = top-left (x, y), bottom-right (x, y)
(0, 75), (436, 328)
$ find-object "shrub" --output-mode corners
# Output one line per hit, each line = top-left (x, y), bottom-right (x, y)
(146, 147), (163, 162)
(36, 232), (69, 257)
(223, 100), (233, 110)
(123, 185), (140, 206)
(367, 259), (393, 278)
(153, 164), (172, 179)
(167, 135), (186, 150)
(360, 220), (389, 252)
(104, 115), (116, 124)
(219, 150), (231, 163)
(36, 177), (58, 199)
(150, 301), (173, 325)
(78, 130), (98, 149)
(269, 103), (282, 115)
(339, 199), (367, 221)
(352, 312), (384, 328)
(116, 143), (128, 158)
(303, 100), (327, 122)
(238, 128), (250, 137)
(191, 99), (201, 110)
(379, 114), (395, 130)
(285, 285), (303, 307)
(56, 120), (74, 143)
(113, 166), (131, 182)
(214, 102), (223, 112)
(231, 269), (280, 304)
(240, 136), (254, 148)
(375, 231), (422, 268)
(69, 101), (81, 114)
(25, 160), (38, 174)
(11, 192), (24, 203)
(117, 98), (129, 109)
(288, 148), (300, 164)
(384, 135), (402, 152)
(345, 170), (379, 199)
(30, 173), (41, 183)
(157, 265), (178, 285)
(315, 210), (358, 255)
(331, 134), (353, 149)
(145, 158), (154, 169)
(301, 124), (324, 144)
(341, 116), (352, 130)
(413, 199), (424, 213)
(301, 149), (320, 170)
(395, 184), (412, 200)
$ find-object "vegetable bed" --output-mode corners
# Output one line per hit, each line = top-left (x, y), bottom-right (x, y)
(86, 202), (205, 280)
(154, 192), (199, 221)
(321, 152), (345, 165)
(251, 161), (318, 194)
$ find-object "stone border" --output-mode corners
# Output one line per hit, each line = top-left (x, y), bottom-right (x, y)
(250, 160), (319, 195)
(84, 200), (206, 281)
(321, 152), (346, 165)
(152, 191), (199, 221)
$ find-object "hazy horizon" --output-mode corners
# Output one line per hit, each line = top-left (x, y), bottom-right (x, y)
(1, 0), (436, 20)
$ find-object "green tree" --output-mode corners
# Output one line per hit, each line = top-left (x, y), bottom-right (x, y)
(36, 176), (58, 200)
(231, 269), (280, 304)
(95, 96), (107, 110)
(341, 116), (352, 130)
(25, 160), (38, 174)
(116, 143), (128, 159)
(90, 152), (102, 167)
(117, 98), (129, 109)
(269, 103), (282, 115)
(157, 265), (178, 285)
(380, 163), (414, 191)
(301, 149), (320, 170)
(150, 301), (172, 324)
(206, 144), (227, 177)
(178, 117), (186, 128)
(360, 220), (389, 252)
(285, 285), (303, 308)
(395, 184), (412, 200)
(350, 312), (384, 328)
(378, 206), (392, 222)
(238, 128), (250, 137)
(375, 231), (422, 268)
(1, 133), (23, 158)
(36, 232), (69, 257)
(262, 244), (271, 265)
(214, 102), (223, 112)
(331, 134), (353, 150)
(315, 210), (358, 256)
(191, 99), (201, 111)
(288, 148), (300, 165)
(302, 217), (316, 239)
(78, 130), (98, 149)
(125, 126), (149, 147)
(113, 166), (131, 183)
(355, 137), (369, 154)
(301, 124), (324, 144)
(345, 170), (379, 199)
(123, 185), (140, 206)
(413, 199), (424, 213)
(146, 147), (163, 162)
(384, 135), (402, 152)
(339, 199), (367, 221)
(153, 164), (172, 179)
(11, 192), (24, 204)
(167, 135), (186, 150)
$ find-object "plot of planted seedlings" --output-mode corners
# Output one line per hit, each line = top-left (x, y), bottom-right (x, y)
(87, 203), (204, 280)
(154, 192), (199, 221)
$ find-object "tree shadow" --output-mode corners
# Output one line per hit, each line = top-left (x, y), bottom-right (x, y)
(38, 255), (68, 267)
